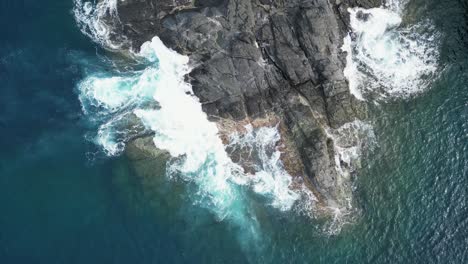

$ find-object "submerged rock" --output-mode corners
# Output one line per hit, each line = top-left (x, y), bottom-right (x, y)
(99, 0), (382, 210)
(126, 136), (170, 178)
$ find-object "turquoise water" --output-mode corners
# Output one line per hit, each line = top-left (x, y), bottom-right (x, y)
(1, 0), (467, 263)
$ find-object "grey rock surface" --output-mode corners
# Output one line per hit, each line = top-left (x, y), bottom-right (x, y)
(105, 0), (382, 208)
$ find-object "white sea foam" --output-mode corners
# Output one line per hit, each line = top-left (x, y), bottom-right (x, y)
(78, 37), (239, 212)
(78, 75), (154, 113)
(131, 38), (246, 219)
(319, 120), (376, 234)
(326, 120), (376, 177)
(73, 0), (124, 49)
(342, 35), (363, 100)
(77, 36), (310, 224)
(134, 38), (314, 214)
(343, 0), (438, 100)
(227, 125), (314, 211)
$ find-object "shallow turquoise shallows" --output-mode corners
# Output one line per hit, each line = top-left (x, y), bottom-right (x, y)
(0, 0), (467, 263)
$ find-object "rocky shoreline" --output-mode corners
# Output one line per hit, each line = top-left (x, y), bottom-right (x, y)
(96, 0), (382, 211)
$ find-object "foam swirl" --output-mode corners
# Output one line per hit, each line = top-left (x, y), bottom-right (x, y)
(343, 0), (439, 100)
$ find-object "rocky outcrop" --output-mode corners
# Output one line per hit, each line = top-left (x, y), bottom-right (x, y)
(104, 0), (382, 209)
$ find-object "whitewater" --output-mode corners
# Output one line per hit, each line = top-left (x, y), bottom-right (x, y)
(79, 34), (314, 226)
(343, 0), (439, 100)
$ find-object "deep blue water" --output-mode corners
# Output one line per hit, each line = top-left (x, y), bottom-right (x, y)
(0, 0), (467, 263)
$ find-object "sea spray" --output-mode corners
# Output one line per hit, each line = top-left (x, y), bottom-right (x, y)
(343, 0), (438, 100)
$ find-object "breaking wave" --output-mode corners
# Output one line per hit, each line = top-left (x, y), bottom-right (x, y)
(73, 0), (319, 223)
(77, 34), (316, 240)
(343, 0), (439, 100)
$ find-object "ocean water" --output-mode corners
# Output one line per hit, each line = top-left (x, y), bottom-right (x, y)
(0, 0), (467, 263)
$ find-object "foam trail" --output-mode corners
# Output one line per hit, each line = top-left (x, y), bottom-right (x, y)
(73, 0), (124, 49)
(343, 0), (438, 100)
